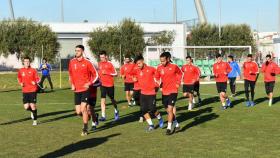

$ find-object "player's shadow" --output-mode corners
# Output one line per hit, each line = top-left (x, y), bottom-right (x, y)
(94, 111), (141, 132)
(0, 89), (21, 93)
(254, 97), (268, 105)
(0, 109), (73, 125)
(199, 96), (220, 107)
(39, 133), (120, 158)
(235, 90), (245, 96)
(272, 96), (280, 104)
(231, 98), (246, 107)
(176, 107), (214, 124)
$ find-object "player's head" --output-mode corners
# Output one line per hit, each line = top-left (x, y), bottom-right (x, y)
(99, 50), (107, 62)
(23, 56), (31, 68)
(42, 58), (47, 64)
(75, 45), (84, 58)
(215, 53), (222, 63)
(185, 56), (192, 64)
(134, 55), (145, 69)
(160, 52), (171, 66)
(227, 55), (234, 62)
(247, 54), (253, 62)
(266, 54), (272, 62)
(124, 55), (131, 64)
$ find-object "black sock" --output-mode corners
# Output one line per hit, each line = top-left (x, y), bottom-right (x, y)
(32, 109), (37, 120)
(83, 123), (88, 130)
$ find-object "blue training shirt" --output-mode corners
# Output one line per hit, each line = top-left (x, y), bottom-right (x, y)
(228, 61), (241, 78)
(40, 63), (51, 76)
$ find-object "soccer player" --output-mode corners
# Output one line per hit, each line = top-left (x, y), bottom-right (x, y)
(98, 51), (119, 121)
(213, 54), (232, 110)
(133, 55), (164, 131)
(38, 58), (54, 92)
(155, 52), (182, 135)
(68, 45), (98, 136)
(227, 55), (241, 97)
(120, 55), (135, 107)
(88, 79), (100, 131)
(181, 56), (200, 111)
(243, 54), (259, 107)
(261, 54), (280, 106)
(17, 56), (40, 126)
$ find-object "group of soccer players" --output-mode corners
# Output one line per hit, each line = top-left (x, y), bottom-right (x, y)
(17, 44), (280, 136)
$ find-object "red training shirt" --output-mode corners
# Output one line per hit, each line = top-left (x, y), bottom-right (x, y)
(98, 61), (117, 87)
(213, 61), (232, 82)
(17, 67), (40, 93)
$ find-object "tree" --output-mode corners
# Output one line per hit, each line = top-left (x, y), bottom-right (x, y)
(147, 30), (175, 46)
(0, 18), (60, 61)
(88, 18), (145, 61)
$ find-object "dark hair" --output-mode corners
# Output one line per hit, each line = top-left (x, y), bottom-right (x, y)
(43, 58), (47, 61)
(216, 53), (222, 58)
(134, 55), (144, 63)
(247, 54), (253, 58)
(75, 45), (85, 51)
(186, 56), (192, 60)
(266, 54), (272, 58)
(160, 52), (171, 59)
(228, 55), (234, 60)
(23, 56), (31, 61)
(99, 50), (107, 56)
(124, 54), (131, 59)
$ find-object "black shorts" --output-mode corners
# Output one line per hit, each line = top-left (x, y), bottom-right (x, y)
(74, 90), (89, 105)
(183, 84), (194, 94)
(216, 82), (227, 93)
(140, 94), (156, 114)
(23, 92), (37, 104)
(265, 81), (275, 94)
(88, 97), (97, 107)
(100, 86), (114, 99)
(162, 93), (178, 108)
(194, 81), (200, 92)
(124, 83), (134, 91)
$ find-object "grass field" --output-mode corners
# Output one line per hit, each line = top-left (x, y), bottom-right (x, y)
(1, 72), (280, 158)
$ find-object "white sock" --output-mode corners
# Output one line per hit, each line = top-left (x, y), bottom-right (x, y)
(156, 113), (161, 120)
(222, 102), (226, 107)
(114, 108), (118, 113)
(173, 120), (179, 127)
(92, 121), (96, 126)
(167, 122), (172, 130)
(188, 103), (193, 110)
(146, 119), (153, 126)
(193, 98), (196, 104)
(102, 112), (105, 118)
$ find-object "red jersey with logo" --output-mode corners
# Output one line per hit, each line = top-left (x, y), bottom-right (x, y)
(98, 61), (117, 87)
(120, 63), (134, 83)
(261, 61), (280, 82)
(132, 64), (141, 90)
(155, 63), (182, 95)
(243, 61), (259, 81)
(181, 64), (200, 85)
(213, 61), (232, 82)
(17, 67), (40, 93)
(69, 57), (98, 92)
(134, 65), (157, 95)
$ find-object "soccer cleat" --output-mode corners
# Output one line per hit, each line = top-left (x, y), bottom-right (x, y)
(221, 106), (227, 110)
(174, 126), (180, 133)
(30, 112), (34, 120)
(32, 120), (37, 126)
(147, 125), (155, 131)
(114, 111), (119, 121)
(158, 118), (164, 128)
(139, 117), (144, 123)
(81, 130), (88, 136)
(245, 101), (251, 107)
(132, 100), (136, 106)
(250, 101), (255, 107)
(226, 99), (231, 107)
(95, 113), (99, 126)
(99, 117), (106, 122)
(166, 129), (173, 135)
(198, 98), (202, 106)
(91, 125), (97, 131)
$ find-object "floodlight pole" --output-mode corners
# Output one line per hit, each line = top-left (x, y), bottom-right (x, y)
(61, 0), (64, 22)
(173, 0), (177, 23)
(9, 0), (15, 20)
(218, 0), (221, 54)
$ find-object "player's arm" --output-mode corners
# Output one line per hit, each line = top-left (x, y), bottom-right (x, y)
(120, 66), (125, 79)
(226, 63), (232, 75)
(88, 62), (98, 85)
(175, 65), (183, 87)
(68, 61), (75, 90)
(109, 63), (118, 76)
(17, 70), (24, 87)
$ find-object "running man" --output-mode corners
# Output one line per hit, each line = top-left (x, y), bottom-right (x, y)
(243, 54), (259, 107)
(17, 56), (40, 126)
(213, 54), (232, 110)
(98, 51), (119, 121)
(261, 54), (280, 106)
(155, 52), (182, 135)
(133, 55), (164, 131)
(227, 55), (241, 97)
(181, 56), (200, 111)
(120, 55), (135, 107)
(69, 45), (98, 136)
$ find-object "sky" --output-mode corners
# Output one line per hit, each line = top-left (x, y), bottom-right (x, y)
(0, 0), (278, 32)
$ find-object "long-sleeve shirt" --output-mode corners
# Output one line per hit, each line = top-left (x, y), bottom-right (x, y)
(134, 64), (157, 95)
(228, 61), (241, 78)
(69, 57), (98, 92)
(155, 63), (182, 95)
(98, 61), (117, 87)
(39, 63), (52, 76)
(181, 64), (200, 85)
(17, 67), (40, 93)
(213, 61), (232, 82)
(120, 63), (134, 83)
(243, 61), (259, 81)
(261, 61), (280, 82)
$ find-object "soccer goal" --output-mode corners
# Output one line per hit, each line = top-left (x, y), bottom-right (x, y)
(145, 45), (252, 78)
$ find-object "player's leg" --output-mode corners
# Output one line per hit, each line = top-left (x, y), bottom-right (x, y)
(88, 98), (98, 130)
(100, 86), (107, 121)
(141, 94), (155, 131)
(150, 95), (163, 128)
(29, 92), (38, 125)
(46, 75), (54, 90)
(249, 81), (256, 106)
(244, 80), (251, 106)
(267, 82), (275, 106)
(80, 102), (89, 136)
(39, 75), (46, 89)
(108, 86), (119, 121)
(194, 81), (201, 104)
(229, 77), (236, 96)
(166, 105), (174, 135)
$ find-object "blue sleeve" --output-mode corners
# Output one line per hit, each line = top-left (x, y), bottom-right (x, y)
(235, 63), (241, 76)
(47, 64), (52, 71)
(39, 64), (42, 70)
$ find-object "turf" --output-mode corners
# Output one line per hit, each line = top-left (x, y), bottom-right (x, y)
(0, 72), (280, 158)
